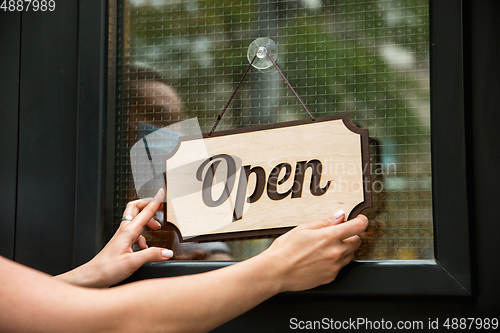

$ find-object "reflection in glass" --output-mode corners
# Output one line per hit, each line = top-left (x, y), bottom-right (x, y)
(113, 0), (432, 260)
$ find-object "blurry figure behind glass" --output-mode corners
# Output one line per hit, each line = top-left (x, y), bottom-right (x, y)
(123, 64), (184, 140)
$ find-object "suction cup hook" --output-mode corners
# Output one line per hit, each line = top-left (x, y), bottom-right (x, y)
(247, 37), (278, 70)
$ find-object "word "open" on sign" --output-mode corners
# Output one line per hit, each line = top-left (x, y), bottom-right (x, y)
(196, 154), (332, 221)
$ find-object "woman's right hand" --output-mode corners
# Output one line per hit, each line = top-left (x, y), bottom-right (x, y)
(260, 211), (368, 293)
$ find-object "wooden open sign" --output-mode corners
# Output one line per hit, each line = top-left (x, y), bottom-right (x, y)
(164, 114), (371, 242)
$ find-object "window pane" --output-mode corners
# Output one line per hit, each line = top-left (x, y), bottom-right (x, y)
(113, 0), (433, 260)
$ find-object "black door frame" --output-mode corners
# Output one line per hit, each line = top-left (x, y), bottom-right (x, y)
(109, 0), (471, 297)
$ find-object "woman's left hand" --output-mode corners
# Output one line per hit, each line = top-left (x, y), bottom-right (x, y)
(55, 188), (173, 288)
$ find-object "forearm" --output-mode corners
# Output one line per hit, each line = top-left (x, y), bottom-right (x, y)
(110, 252), (283, 332)
(0, 257), (121, 332)
(2, 255), (280, 333)
(42, 246), (284, 332)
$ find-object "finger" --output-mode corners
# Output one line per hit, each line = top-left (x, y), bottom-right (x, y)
(145, 217), (162, 230)
(137, 235), (148, 250)
(340, 251), (355, 268)
(332, 210), (346, 224)
(131, 188), (165, 233)
(324, 214), (368, 240)
(301, 210), (346, 230)
(342, 234), (362, 251)
(122, 198), (152, 221)
(131, 247), (173, 266)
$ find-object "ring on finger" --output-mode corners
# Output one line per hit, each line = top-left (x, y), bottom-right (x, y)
(121, 215), (134, 221)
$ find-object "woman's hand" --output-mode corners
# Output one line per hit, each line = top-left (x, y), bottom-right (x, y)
(55, 188), (173, 288)
(258, 211), (368, 293)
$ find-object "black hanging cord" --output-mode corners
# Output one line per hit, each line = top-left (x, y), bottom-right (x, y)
(265, 50), (315, 122)
(208, 54), (257, 136)
(208, 48), (315, 136)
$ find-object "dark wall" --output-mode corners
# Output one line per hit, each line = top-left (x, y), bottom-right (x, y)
(0, 13), (21, 260)
(0, 0), (498, 329)
(0, 6), (79, 273)
(16, 6), (79, 274)
(0, 1), (106, 274)
(464, 0), (500, 316)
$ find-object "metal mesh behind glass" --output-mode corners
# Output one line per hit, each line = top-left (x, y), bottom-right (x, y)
(113, 0), (433, 260)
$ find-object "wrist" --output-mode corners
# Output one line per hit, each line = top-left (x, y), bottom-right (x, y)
(247, 249), (287, 295)
(54, 261), (108, 288)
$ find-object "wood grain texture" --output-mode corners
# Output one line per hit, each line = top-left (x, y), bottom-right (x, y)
(165, 115), (371, 241)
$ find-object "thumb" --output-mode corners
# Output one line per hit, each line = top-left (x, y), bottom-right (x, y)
(301, 210), (345, 230)
(131, 247), (174, 266)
